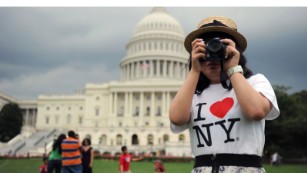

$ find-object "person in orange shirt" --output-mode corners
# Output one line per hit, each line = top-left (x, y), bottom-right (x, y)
(61, 130), (82, 173)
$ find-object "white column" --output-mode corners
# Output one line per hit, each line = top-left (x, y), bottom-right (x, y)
(109, 92), (113, 115)
(162, 92), (166, 115)
(140, 92), (144, 117)
(157, 60), (160, 77)
(136, 61), (140, 78)
(151, 92), (155, 117)
(26, 109), (29, 126)
(150, 60), (154, 77)
(179, 63), (183, 80)
(176, 62), (181, 79)
(163, 60), (167, 77)
(124, 65), (127, 81)
(33, 109), (37, 127)
(129, 92), (133, 115)
(131, 62), (135, 79)
(130, 63), (133, 80)
(114, 92), (118, 116)
(170, 61), (174, 77)
(166, 92), (171, 116)
(143, 61), (146, 77)
(125, 92), (129, 115)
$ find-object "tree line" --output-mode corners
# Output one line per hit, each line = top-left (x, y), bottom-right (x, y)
(265, 86), (307, 159)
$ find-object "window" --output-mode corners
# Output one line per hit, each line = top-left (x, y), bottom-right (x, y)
(135, 95), (140, 100)
(158, 122), (164, 127)
(67, 114), (71, 124)
(79, 116), (83, 124)
(99, 135), (107, 145)
(156, 106), (161, 116)
(45, 116), (49, 124)
(134, 107), (139, 116)
(147, 134), (154, 145)
(179, 134), (185, 142)
(132, 134), (139, 145)
(146, 107), (150, 116)
(95, 107), (100, 116)
(116, 134), (123, 145)
(118, 106), (124, 117)
(163, 134), (169, 144)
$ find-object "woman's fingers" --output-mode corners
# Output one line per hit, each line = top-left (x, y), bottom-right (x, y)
(191, 39), (206, 60)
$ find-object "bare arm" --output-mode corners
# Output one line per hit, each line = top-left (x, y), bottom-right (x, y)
(120, 165), (124, 173)
(169, 70), (199, 125)
(223, 39), (271, 120)
(132, 156), (144, 161)
(90, 148), (94, 167)
(230, 73), (271, 120)
(169, 38), (205, 125)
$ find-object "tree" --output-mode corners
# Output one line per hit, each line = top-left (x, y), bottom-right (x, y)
(265, 86), (307, 158)
(0, 102), (23, 142)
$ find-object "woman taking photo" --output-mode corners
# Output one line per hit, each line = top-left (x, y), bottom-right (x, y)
(169, 16), (280, 173)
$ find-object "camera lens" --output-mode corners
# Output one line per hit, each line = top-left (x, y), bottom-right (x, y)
(207, 38), (222, 53)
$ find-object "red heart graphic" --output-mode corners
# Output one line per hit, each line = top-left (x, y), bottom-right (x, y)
(210, 97), (234, 118)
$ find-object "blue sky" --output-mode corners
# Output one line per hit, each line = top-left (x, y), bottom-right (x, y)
(0, 7), (306, 99)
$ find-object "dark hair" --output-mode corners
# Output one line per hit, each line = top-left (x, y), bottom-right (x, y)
(68, 130), (75, 138)
(43, 156), (48, 162)
(121, 146), (127, 152)
(188, 53), (253, 94)
(52, 133), (66, 154)
(82, 138), (91, 146)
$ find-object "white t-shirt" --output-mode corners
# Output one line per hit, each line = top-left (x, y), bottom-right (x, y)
(171, 74), (280, 157)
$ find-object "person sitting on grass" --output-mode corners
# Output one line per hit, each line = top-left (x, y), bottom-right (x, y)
(154, 160), (165, 173)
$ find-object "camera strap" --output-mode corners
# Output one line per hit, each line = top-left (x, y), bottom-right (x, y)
(220, 61), (231, 90)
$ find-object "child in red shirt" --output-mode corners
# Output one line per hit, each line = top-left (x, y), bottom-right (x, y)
(39, 157), (48, 173)
(119, 146), (143, 173)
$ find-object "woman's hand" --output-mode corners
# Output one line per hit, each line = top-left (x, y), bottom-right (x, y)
(191, 38), (206, 73)
(221, 38), (240, 71)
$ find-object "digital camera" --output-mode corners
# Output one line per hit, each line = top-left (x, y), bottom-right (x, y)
(200, 37), (227, 62)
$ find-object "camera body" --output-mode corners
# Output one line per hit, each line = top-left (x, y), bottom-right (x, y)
(202, 37), (227, 62)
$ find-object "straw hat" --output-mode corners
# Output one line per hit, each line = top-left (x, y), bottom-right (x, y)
(184, 16), (247, 53)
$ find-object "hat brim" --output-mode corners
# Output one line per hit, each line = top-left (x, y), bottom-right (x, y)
(184, 26), (247, 53)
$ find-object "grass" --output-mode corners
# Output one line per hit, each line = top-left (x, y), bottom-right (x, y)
(0, 158), (306, 173)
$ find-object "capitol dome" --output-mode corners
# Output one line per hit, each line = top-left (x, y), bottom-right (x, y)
(133, 7), (185, 37)
(120, 7), (189, 82)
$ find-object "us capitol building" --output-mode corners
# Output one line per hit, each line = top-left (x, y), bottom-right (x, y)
(0, 7), (191, 157)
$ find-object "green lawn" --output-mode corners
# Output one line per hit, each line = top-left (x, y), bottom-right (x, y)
(0, 158), (306, 173)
